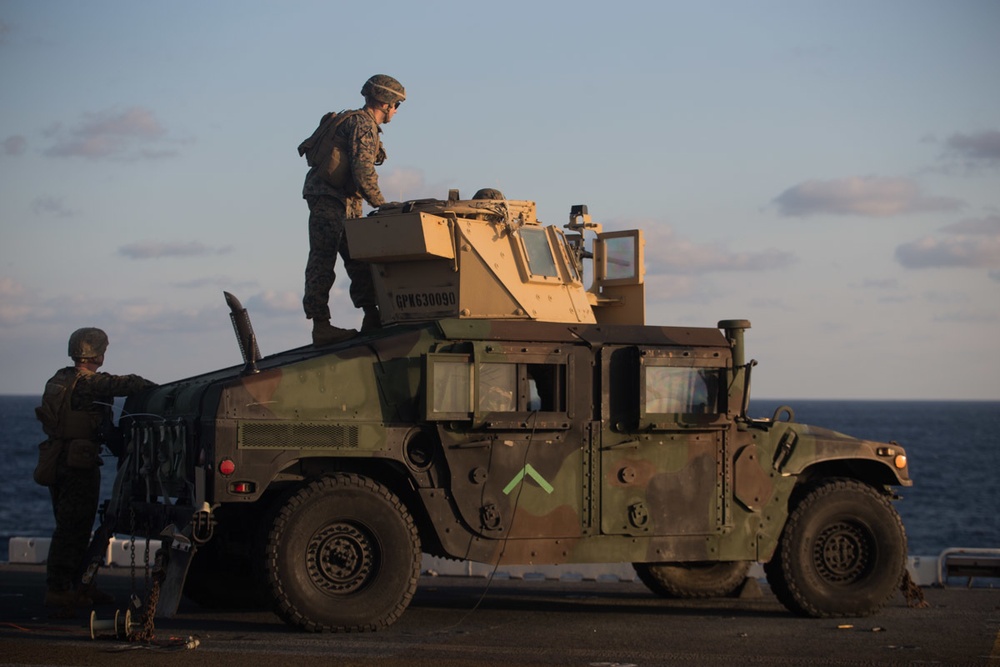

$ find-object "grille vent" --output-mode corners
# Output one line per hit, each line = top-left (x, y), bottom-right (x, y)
(239, 422), (359, 449)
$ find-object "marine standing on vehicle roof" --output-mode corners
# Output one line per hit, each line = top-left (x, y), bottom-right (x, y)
(33, 328), (156, 615)
(298, 74), (406, 346)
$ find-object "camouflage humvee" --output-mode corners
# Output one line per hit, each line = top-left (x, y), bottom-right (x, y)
(92, 191), (912, 632)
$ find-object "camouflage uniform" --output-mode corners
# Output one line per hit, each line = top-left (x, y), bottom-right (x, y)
(36, 367), (155, 597)
(302, 108), (386, 321)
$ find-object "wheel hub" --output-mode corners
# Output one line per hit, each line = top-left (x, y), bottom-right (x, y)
(814, 520), (872, 583)
(307, 522), (375, 594)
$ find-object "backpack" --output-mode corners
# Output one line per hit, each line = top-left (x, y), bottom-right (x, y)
(298, 110), (362, 189)
(33, 368), (82, 485)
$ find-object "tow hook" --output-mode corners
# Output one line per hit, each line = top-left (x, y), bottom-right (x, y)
(191, 503), (216, 544)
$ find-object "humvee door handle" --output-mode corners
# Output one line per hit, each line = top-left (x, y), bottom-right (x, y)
(602, 439), (640, 450)
(449, 439), (493, 449)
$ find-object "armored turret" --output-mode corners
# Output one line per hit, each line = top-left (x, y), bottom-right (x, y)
(346, 191), (646, 326)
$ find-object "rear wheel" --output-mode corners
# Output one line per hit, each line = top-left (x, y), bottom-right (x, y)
(634, 561), (751, 598)
(266, 474), (421, 632)
(765, 478), (906, 617)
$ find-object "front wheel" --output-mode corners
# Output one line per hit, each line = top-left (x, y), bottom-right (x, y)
(634, 561), (751, 598)
(266, 474), (421, 632)
(765, 479), (906, 618)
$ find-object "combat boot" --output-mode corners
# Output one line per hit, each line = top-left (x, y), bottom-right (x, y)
(361, 306), (381, 333)
(312, 319), (357, 346)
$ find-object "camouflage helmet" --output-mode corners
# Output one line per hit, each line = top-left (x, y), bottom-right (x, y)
(68, 327), (109, 359)
(473, 188), (505, 200)
(362, 74), (406, 106)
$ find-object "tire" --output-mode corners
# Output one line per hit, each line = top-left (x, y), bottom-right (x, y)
(766, 478), (906, 618)
(266, 473), (421, 632)
(633, 561), (751, 598)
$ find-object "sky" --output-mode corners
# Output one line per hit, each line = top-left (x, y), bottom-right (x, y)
(1, 0), (998, 400)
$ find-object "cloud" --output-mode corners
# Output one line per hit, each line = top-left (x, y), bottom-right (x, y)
(0, 277), (287, 339)
(942, 215), (1000, 236)
(895, 214), (1000, 269)
(0, 278), (43, 326)
(379, 167), (452, 202)
(42, 107), (177, 160)
(644, 225), (796, 275)
(31, 196), (78, 218)
(0, 277), (25, 297)
(859, 278), (900, 290)
(169, 275), (257, 290)
(117, 241), (234, 259)
(3, 135), (26, 156)
(944, 130), (1000, 166)
(772, 176), (963, 217)
(245, 290), (301, 315)
(931, 310), (999, 324)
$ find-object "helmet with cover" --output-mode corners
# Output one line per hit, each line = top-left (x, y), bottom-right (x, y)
(361, 74), (406, 106)
(473, 188), (505, 200)
(68, 327), (109, 360)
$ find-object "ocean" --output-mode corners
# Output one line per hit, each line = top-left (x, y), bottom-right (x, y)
(1, 395), (998, 561)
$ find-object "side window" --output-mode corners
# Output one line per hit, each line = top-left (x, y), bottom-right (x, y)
(603, 235), (638, 281)
(595, 231), (643, 285)
(478, 363), (516, 412)
(427, 354), (473, 419)
(518, 227), (560, 279)
(526, 363), (566, 412)
(477, 362), (566, 413)
(644, 367), (721, 415)
(552, 228), (582, 283)
(429, 353), (571, 428)
(637, 347), (729, 429)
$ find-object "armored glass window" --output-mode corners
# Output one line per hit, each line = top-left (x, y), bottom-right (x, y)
(473, 358), (570, 429)
(644, 367), (721, 415)
(429, 357), (473, 417)
(552, 228), (581, 283)
(478, 363), (516, 412)
(602, 235), (637, 281)
(477, 362), (566, 413)
(594, 231), (644, 288)
(519, 227), (559, 278)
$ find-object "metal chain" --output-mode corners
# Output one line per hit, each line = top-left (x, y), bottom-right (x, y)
(143, 529), (151, 594)
(124, 506), (162, 643)
(129, 576), (160, 643)
(900, 569), (929, 608)
(128, 507), (137, 599)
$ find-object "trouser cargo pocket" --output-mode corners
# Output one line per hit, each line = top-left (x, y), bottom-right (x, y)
(65, 439), (100, 469)
(33, 439), (64, 486)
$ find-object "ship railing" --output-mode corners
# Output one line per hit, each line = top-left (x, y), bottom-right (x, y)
(936, 547), (1000, 587)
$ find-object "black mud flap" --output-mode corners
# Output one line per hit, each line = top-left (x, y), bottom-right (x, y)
(155, 534), (196, 618)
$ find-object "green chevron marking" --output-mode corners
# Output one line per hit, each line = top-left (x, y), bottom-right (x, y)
(503, 464), (554, 495)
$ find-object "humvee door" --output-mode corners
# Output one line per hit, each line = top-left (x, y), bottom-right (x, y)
(598, 344), (731, 539)
(425, 343), (590, 540)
